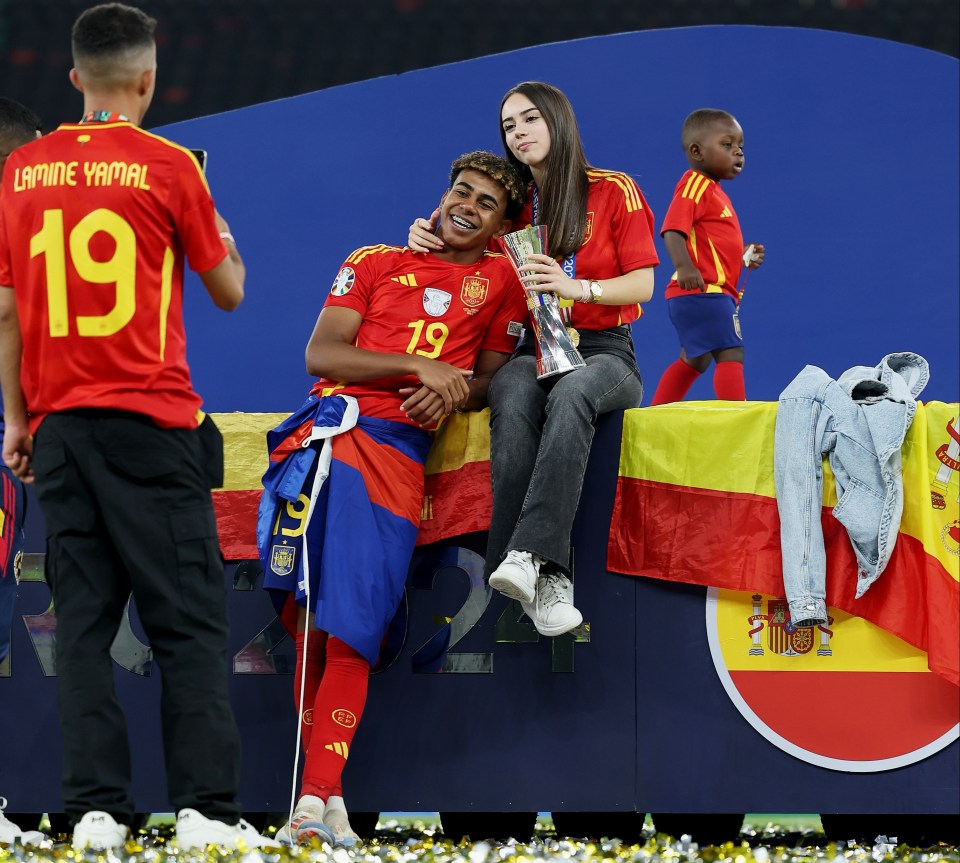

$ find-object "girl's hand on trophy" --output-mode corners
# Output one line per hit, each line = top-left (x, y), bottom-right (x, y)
(519, 254), (580, 299)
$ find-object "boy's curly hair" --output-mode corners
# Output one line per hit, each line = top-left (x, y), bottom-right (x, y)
(449, 150), (526, 220)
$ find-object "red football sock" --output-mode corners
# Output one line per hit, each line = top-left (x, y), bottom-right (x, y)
(300, 635), (370, 801)
(294, 630), (327, 753)
(650, 359), (701, 405)
(714, 361), (746, 400)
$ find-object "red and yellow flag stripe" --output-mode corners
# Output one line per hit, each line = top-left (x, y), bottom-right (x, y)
(608, 401), (960, 686)
(418, 409), (493, 546)
(211, 409), (495, 560)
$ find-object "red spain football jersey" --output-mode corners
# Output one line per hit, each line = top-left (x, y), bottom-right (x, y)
(661, 169), (745, 302)
(311, 245), (528, 423)
(0, 121), (226, 433)
(510, 168), (659, 329)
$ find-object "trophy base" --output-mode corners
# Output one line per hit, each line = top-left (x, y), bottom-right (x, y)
(536, 350), (586, 380)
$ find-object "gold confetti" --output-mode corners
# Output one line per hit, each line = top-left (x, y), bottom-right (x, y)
(0, 821), (956, 863)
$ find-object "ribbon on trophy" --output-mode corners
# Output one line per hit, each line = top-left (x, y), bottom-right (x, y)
(498, 225), (586, 380)
(531, 184), (580, 347)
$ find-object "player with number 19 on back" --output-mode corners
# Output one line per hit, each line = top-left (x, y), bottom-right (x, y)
(0, 1), (272, 853)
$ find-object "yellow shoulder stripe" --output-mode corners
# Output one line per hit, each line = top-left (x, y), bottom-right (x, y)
(681, 172), (712, 204)
(130, 126), (212, 194)
(588, 168), (643, 213)
(345, 244), (400, 265)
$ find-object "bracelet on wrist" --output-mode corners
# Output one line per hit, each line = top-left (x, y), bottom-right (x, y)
(579, 279), (591, 303)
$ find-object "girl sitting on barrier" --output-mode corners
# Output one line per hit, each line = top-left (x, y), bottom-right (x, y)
(408, 81), (659, 636)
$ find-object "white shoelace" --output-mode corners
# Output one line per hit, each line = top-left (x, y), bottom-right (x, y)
(539, 573), (570, 607)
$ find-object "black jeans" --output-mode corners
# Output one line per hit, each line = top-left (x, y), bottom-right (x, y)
(32, 411), (241, 826)
(485, 328), (644, 578)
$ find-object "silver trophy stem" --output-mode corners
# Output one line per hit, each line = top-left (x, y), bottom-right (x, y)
(498, 226), (585, 380)
(528, 297), (585, 379)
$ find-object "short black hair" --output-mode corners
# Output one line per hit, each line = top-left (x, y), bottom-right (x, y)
(0, 98), (42, 148)
(681, 108), (737, 149)
(72, 3), (156, 63)
(449, 150), (526, 220)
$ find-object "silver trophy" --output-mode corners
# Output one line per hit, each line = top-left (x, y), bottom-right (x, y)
(498, 225), (585, 379)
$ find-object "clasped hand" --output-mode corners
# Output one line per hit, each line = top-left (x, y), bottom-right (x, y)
(399, 357), (473, 428)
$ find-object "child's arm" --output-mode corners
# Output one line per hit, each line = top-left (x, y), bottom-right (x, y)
(663, 230), (705, 291)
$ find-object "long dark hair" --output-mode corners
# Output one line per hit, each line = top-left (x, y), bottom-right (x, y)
(499, 81), (590, 260)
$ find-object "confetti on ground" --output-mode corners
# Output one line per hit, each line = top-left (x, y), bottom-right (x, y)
(1, 820), (957, 863)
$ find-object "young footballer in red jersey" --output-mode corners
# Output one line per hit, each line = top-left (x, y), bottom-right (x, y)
(257, 150), (528, 847)
(650, 109), (766, 404)
(0, 3), (272, 853)
(409, 81), (659, 638)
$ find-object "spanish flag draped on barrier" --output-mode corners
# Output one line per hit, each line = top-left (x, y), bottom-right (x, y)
(210, 412), (288, 561)
(607, 401), (960, 689)
(209, 410), (493, 561)
(211, 402), (959, 696)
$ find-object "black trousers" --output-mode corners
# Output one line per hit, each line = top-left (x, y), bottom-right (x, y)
(32, 411), (241, 826)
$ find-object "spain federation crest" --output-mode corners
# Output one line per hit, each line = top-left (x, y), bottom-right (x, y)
(422, 287), (451, 317)
(460, 275), (489, 308)
(270, 542), (296, 576)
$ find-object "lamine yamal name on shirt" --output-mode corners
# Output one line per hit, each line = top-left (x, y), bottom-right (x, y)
(11, 160), (151, 192)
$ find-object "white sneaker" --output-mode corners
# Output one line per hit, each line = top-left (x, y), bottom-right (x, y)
(323, 795), (360, 848)
(489, 550), (541, 603)
(176, 808), (278, 850)
(529, 571), (582, 636)
(0, 798), (44, 846)
(275, 795), (334, 847)
(71, 811), (130, 851)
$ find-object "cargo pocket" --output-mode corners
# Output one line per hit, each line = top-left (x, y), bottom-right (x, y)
(170, 507), (223, 605)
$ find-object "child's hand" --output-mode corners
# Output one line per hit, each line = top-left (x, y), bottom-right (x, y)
(676, 262), (705, 291)
(743, 243), (765, 268)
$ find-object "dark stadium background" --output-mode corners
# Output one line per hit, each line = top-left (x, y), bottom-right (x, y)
(1, 0), (958, 133)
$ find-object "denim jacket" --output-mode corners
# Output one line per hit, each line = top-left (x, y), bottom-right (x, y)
(773, 352), (929, 626)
